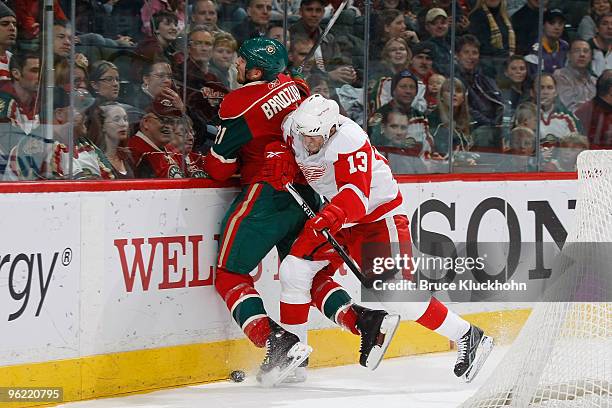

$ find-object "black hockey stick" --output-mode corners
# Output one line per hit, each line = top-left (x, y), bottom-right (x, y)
(296, 0), (350, 73)
(285, 182), (370, 286)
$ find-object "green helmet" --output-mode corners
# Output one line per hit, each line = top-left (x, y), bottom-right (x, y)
(238, 37), (288, 82)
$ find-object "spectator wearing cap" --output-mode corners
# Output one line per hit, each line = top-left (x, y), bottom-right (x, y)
(553, 39), (597, 113)
(468, 0), (516, 77)
(417, 0), (469, 39)
(511, 0), (548, 56)
(525, 9), (569, 75)
(128, 95), (185, 178)
(589, 12), (612, 76)
(368, 69), (434, 158)
(231, 0), (273, 46)
(578, 0), (611, 42)
(0, 3), (16, 82)
(575, 69), (612, 148)
(455, 34), (505, 146)
(421, 8), (452, 76)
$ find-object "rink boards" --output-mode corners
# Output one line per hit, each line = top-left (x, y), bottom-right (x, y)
(0, 173), (577, 406)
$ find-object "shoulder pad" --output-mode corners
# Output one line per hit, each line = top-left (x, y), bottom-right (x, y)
(325, 117), (369, 159)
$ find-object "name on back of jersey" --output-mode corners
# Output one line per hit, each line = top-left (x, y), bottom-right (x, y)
(261, 85), (301, 120)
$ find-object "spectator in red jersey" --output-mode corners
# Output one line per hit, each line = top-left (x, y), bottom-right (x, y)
(128, 95), (185, 178)
(14, 0), (66, 40)
(0, 3), (16, 82)
(575, 69), (612, 148)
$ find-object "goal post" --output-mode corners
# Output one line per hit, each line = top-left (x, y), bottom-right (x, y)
(460, 150), (612, 408)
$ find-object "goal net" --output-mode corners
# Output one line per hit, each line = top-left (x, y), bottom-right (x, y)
(460, 150), (612, 408)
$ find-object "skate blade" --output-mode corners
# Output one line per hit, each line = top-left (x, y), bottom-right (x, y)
(281, 367), (307, 384)
(463, 335), (494, 383)
(258, 343), (312, 388)
(365, 314), (401, 371)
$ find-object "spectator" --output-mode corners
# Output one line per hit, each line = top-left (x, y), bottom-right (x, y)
(553, 39), (597, 112)
(128, 96), (185, 178)
(53, 19), (73, 60)
(498, 55), (530, 123)
(192, 0), (223, 33)
(141, 0), (186, 37)
(589, 12), (612, 76)
(287, 35), (318, 76)
(14, 0), (67, 40)
(216, 0), (248, 31)
(231, 0), (272, 46)
(468, 0), (516, 76)
(497, 126), (537, 172)
(426, 73), (445, 113)
(55, 52), (88, 92)
(168, 117), (208, 177)
(513, 101), (537, 132)
(575, 69), (612, 148)
(88, 60), (121, 104)
(511, 0), (548, 56)
(368, 69), (434, 158)
(122, 59), (184, 117)
(0, 52), (40, 139)
(428, 78), (474, 160)
(0, 3), (16, 82)
(306, 72), (348, 116)
(209, 31), (239, 89)
(525, 9), (569, 75)
(181, 26), (229, 148)
(377, 109), (429, 174)
(534, 73), (583, 142)
(557, 133), (589, 171)
(417, 0), (470, 39)
(289, 0), (346, 78)
(267, 21), (290, 48)
(369, 37), (412, 83)
(578, 0), (611, 42)
(87, 102), (134, 179)
(370, 9), (419, 61)
(408, 42), (434, 112)
(455, 34), (504, 136)
(421, 8), (452, 76)
(136, 11), (182, 66)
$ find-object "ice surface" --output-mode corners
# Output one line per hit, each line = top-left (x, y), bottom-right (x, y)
(60, 347), (508, 408)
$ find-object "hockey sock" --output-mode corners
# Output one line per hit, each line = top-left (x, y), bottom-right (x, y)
(311, 273), (359, 335)
(415, 297), (471, 341)
(280, 302), (310, 344)
(215, 267), (271, 347)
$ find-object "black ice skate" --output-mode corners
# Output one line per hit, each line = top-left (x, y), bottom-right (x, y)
(454, 325), (494, 383)
(353, 305), (400, 370)
(256, 320), (312, 387)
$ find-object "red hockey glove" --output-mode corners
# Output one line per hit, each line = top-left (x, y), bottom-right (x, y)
(260, 141), (300, 191)
(305, 203), (347, 236)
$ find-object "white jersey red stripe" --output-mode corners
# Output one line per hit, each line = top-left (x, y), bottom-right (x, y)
(0, 51), (12, 82)
(282, 114), (407, 226)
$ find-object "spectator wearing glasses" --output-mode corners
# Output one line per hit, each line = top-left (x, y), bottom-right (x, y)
(231, 0), (273, 46)
(88, 60), (121, 104)
(128, 95), (185, 178)
(553, 39), (597, 113)
(0, 3), (16, 82)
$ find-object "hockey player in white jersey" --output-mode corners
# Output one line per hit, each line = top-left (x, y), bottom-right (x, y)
(262, 94), (494, 383)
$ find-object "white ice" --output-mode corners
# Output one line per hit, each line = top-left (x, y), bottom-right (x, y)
(59, 346), (507, 408)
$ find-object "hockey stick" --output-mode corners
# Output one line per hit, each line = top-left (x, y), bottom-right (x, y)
(296, 0), (350, 73)
(285, 182), (370, 286)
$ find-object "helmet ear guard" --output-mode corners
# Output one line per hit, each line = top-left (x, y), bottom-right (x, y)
(291, 94), (340, 144)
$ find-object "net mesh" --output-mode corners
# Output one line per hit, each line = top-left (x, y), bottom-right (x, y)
(460, 151), (612, 408)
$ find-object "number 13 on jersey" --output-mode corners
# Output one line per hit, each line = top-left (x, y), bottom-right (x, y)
(348, 151), (368, 174)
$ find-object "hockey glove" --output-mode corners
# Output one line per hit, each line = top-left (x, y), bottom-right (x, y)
(306, 203), (346, 236)
(260, 141), (300, 191)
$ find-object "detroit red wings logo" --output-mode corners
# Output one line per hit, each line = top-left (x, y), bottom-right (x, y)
(298, 162), (326, 183)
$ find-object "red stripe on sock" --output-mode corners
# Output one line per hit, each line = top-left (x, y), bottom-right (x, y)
(280, 302), (310, 325)
(244, 316), (271, 348)
(415, 297), (448, 330)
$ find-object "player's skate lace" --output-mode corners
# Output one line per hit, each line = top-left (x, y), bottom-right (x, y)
(456, 335), (468, 366)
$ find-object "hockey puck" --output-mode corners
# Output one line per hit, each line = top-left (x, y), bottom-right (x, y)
(230, 370), (246, 383)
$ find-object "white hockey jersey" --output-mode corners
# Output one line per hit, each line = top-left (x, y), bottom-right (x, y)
(282, 114), (406, 226)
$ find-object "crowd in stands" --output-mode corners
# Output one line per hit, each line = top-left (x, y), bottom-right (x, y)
(0, 0), (609, 180)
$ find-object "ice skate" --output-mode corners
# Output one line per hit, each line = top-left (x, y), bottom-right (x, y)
(454, 325), (494, 383)
(281, 359), (308, 384)
(353, 305), (400, 370)
(256, 321), (312, 387)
